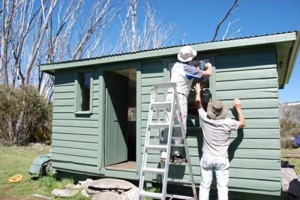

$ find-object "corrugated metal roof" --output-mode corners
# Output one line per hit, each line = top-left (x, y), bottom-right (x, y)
(40, 30), (298, 67)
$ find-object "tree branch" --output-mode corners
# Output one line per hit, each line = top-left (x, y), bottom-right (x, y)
(212, 0), (238, 41)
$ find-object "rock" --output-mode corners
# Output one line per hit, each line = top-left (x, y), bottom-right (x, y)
(78, 178), (94, 189)
(282, 168), (298, 192)
(92, 191), (122, 200)
(51, 188), (79, 198)
(81, 189), (90, 198)
(121, 187), (139, 200)
(86, 188), (100, 194)
(88, 178), (136, 191)
(32, 194), (53, 199)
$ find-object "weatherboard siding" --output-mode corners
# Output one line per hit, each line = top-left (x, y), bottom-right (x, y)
(214, 49), (281, 195)
(139, 49), (281, 196)
(51, 69), (100, 175)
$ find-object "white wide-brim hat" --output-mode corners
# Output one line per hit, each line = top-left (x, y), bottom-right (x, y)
(177, 46), (197, 62)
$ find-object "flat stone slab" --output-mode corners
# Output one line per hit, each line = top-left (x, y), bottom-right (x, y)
(282, 168), (298, 192)
(88, 178), (136, 191)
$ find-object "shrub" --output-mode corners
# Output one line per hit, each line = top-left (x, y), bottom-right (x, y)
(280, 119), (300, 137)
(281, 137), (294, 149)
(0, 85), (52, 145)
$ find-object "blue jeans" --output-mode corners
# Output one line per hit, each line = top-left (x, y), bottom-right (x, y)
(199, 153), (229, 200)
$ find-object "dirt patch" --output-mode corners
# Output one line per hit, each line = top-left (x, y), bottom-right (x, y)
(282, 148), (300, 158)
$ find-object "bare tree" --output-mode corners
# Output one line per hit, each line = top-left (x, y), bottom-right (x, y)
(212, 0), (239, 41)
(137, 2), (175, 49)
(222, 18), (242, 40)
(115, 0), (175, 53)
(38, 0), (118, 99)
(0, 0), (58, 87)
(0, 0), (119, 144)
(0, 0), (118, 100)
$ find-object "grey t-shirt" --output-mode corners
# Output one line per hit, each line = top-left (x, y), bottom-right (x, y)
(198, 108), (240, 157)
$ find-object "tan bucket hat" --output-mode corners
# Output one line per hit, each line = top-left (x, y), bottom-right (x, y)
(207, 100), (228, 120)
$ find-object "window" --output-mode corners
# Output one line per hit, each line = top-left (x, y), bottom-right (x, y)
(76, 71), (92, 113)
(187, 76), (211, 127)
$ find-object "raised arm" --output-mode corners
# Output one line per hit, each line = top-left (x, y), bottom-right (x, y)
(202, 62), (212, 77)
(193, 83), (202, 109)
(233, 98), (246, 129)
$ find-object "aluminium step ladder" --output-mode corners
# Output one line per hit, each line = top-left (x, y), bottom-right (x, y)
(138, 82), (197, 200)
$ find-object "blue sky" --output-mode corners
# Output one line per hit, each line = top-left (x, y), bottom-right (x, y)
(144, 0), (300, 103)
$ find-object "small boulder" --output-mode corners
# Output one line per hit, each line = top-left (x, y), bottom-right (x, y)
(92, 191), (122, 200)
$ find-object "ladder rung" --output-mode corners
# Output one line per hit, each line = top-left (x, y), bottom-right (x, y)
(165, 193), (194, 200)
(148, 122), (169, 129)
(152, 82), (176, 89)
(139, 190), (163, 199)
(143, 167), (165, 174)
(169, 162), (188, 166)
(173, 124), (182, 128)
(167, 178), (192, 184)
(151, 102), (172, 109)
(171, 136), (185, 140)
(146, 144), (168, 150)
(171, 143), (185, 147)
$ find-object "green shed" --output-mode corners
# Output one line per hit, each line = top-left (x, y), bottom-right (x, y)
(41, 31), (300, 199)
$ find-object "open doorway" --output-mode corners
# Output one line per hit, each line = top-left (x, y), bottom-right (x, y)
(103, 68), (137, 170)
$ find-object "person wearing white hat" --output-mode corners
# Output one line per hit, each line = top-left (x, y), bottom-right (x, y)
(193, 83), (246, 200)
(161, 46), (212, 162)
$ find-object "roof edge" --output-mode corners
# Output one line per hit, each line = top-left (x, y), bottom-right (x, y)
(40, 31), (299, 74)
(284, 31), (300, 85)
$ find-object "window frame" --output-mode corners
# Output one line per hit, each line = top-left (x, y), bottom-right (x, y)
(74, 69), (94, 115)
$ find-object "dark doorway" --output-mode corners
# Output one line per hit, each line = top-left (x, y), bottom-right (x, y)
(104, 68), (137, 169)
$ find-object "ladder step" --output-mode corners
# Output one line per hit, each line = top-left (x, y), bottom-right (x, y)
(146, 144), (168, 150)
(151, 102), (172, 109)
(143, 167), (165, 174)
(152, 82), (176, 89)
(172, 136), (185, 140)
(139, 190), (163, 199)
(169, 162), (188, 166)
(148, 122), (169, 129)
(165, 193), (194, 200)
(167, 178), (192, 184)
(171, 143), (185, 147)
(173, 124), (182, 128)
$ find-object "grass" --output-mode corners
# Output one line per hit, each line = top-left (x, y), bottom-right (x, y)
(1, 143), (299, 199)
(281, 148), (300, 174)
(0, 144), (89, 200)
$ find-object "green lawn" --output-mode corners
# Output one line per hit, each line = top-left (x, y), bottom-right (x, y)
(0, 144), (50, 199)
(1, 144), (299, 199)
(0, 144), (89, 200)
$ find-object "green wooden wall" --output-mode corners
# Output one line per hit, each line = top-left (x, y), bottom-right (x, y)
(49, 47), (282, 198)
(139, 49), (281, 197)
(214, 49), (281, 196)
(51, 69), (101, 175)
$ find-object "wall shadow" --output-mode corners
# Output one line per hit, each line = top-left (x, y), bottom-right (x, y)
(228, 109), (244, 162)
(228, 129), (244, 162)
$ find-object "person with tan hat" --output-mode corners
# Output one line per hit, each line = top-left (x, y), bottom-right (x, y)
(161, 46), (212, 162)
(193, 83), (245, 200)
